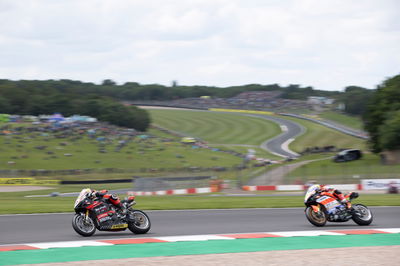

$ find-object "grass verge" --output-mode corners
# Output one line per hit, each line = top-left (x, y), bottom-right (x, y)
(318, 111), (363, 130)
(286, 153), (400, 183)
(0, 185), (398, 214)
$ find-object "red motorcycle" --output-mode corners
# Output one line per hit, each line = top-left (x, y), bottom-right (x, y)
(304, 185), (373, 227)
(72, 188), (151, 236)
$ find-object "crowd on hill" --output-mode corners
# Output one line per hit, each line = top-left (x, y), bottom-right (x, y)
(0, 117), (258, 177)
(0, 117), (140, 169)
(126, 91), (313, 112)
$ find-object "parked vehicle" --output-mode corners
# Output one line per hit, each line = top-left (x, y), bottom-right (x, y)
(304, 185), (373, 227)
(72, 188), (150, 236)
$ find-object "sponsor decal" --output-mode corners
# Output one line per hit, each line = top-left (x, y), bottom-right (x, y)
(361, 179), (400, 190)
(99, 216), (111, 223)
(97, 213), (109, 219)
(32, 179), (60, 185)
(208, 108), (274, 116)
(0, 178), (59, 185)
(97, 212), (112, 222)
(94, 205), (108, 214)
(111, 224), (128, 229)
(316, 196), (340, 211)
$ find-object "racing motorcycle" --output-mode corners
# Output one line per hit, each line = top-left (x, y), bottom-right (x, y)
(304, 185), (373, 227)
(72, 188), (151, 236)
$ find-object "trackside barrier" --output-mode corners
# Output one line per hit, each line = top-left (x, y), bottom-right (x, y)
(0, 178), (60, 185)
(208, 108), (274, 116)
(131, 184), (365, 194)
(127, 187), (212, 196)
(243, 184), (363, 191)
(361, 179), (400, 190)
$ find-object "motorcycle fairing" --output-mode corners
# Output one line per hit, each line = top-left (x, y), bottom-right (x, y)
(87, 201), (103, 210)
(304, 185), (319, 203)
(316, 195), (341, 212)
(311, 205), (320, 212)
(74, 188), (91, 208)
(97, 212), (113, 223)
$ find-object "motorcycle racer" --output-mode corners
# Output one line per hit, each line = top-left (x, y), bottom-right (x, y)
(316, 184), (356, 209)
(88, 189), (126, 214)
(304, 184), (371, 227)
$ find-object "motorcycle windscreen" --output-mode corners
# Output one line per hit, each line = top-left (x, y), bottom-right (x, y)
(74, 188), (91, 208)
(304, 185), (319, 203)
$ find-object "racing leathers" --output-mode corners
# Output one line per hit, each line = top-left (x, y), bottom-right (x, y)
(90, 189), (126, 214)
(318, 185), (350, 208)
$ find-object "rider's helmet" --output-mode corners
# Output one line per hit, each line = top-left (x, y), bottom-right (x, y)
(306, 184), (321, 195)
(320, 184), (334, 191)
(83, 188), (92, 197)
(313, 184), (321, 192)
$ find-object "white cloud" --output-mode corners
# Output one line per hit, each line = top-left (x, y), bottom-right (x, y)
(0, 0), (399, 90)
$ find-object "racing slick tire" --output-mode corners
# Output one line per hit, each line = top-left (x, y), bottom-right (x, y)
(128, 210), (151, 234)
(305, 206), (327, 227)
(72, 213), (96, 237)
(352, 204), (373, 226)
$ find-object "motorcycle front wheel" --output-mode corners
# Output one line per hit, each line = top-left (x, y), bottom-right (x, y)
(72, 213), (96, 237)
(128, 210), (151, 234)
(305, 206), (327, 227)
(352, 204), (373, 226)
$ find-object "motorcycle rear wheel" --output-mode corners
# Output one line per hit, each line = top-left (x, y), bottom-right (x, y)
(305, 206), (327, 227)
(72, 213), (96, 237)
(128, 210), (151, 234)
(352, 204), (373, 226)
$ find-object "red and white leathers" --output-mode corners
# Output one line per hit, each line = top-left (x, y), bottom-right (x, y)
(318, 185), (350, 208)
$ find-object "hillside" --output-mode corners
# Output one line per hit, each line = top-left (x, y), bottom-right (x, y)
(0, 121), (243, 174)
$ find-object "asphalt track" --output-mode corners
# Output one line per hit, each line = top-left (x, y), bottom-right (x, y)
(247, 114), (304, 158)
(1, 207), (399, 245)
(215, 111), (305, 158)
(146, 107), (305, 159)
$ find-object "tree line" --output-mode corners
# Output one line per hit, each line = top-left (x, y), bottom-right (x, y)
(0, 79), (150, 131)
(364, 74), (400, 153)
(0, 78), (373, 114)
(1, 75), (398, 153)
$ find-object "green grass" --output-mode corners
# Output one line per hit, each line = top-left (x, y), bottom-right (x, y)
(278, 115), (367, 153)
(148, 109), (281, 145)
(148, 109), (367, 157)
(286, 153), (400, 184)
(0, 110), (368, 176)
(0, 185), (398, 214)
(0, 128), (242, 171)
(317, 111), (364, 130)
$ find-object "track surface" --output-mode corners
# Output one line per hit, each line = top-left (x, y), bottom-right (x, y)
(147, 107), (305, 158)
(216, 112), (304, 158)
(1, 207), (399, 245)
(249, 114), (304, 158)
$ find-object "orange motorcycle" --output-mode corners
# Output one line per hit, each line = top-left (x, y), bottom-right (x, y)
(304, 185), (373, 227)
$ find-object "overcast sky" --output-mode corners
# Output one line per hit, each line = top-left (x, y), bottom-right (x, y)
(0, 0), (399, 91)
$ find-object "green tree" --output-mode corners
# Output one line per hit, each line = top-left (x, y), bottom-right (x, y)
(378, 110), (400, 151)
(364, 74), (400, 152)
(102, 79), (116, 86)
(0, 96), (12, 113)
(341, 86), (373, 116)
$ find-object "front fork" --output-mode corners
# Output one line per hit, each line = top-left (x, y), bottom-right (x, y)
(84, 209), (90, 223)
